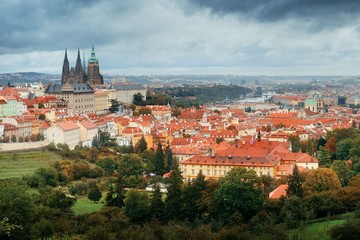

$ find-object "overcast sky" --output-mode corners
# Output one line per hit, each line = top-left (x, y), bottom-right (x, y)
(2, 0), (360, 75)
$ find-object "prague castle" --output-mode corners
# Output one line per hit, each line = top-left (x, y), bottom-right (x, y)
(45, 44), (104, 114)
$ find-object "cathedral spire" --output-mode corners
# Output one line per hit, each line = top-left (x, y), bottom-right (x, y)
(75, 48), (82, 75)
(82, 52), (86, 73)
(61, 49), (69, 84)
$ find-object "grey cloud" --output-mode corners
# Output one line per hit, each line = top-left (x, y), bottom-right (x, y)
(187, 0), (360, 26)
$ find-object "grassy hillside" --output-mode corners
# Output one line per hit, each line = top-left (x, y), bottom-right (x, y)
(287, 212), (356, 240)
(0, 150), (63, 179)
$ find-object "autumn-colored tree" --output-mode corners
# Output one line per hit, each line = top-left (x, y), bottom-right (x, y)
(303, 168), (342, 195)
(73, 161), (91, 180)
(348, 175), (360, 187)
(325, 136), (337, 156)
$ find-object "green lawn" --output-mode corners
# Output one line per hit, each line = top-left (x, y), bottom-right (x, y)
(288, 219), (346, 240)
(0, 150), (63, 179)
(72, 195), (105, 215)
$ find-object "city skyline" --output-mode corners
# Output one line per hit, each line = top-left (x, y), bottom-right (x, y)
(2, 0), (360, 76)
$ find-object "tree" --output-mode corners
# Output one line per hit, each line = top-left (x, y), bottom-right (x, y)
(283, 196), (307, 229)
(142, 149), (156, 173)
(317, 147), (332, 167)
(34, 167), (59, 187)
(38, 114), (46, 120)
(316, 137), (326, 150)
(182, 170), (206, 221)
(0, 181), (34, 239)
(139, 107), (152, 115)
(154, 142), (165, 175)
(135, 136), (147, 154)
(73, 161), (90, 179)
(124, 190), (150, 224)
(88, 186), (102, 202)
(109, 99), (121, 113)
(165, 146), (173, 172)
(165, 159), (183, 220)
(289, 135), (301, 153)
(331, 160), (353, 186)
(133, 93), (145, 106)
(41, 189), (76, 210)
(303, 168), (342, 195)
(97, 157), (116, 176)
(306, 139), (316, 156)
(118, 154), (146, 188)
(214, 167), (264, 223)
(336, 138), (353, 160)
(91, 135), (100, 149)
(286, 165), (304, 198)
(149, 183), (165, 220)
(105, 176), (126, 208)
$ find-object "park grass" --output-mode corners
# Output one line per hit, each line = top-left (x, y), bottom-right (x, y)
(0, 150), (63, 179)
(287, 217), (348, 240)
(72, 194), (106, 215)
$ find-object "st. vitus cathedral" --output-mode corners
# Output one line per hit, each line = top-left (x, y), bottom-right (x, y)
(61, 44), (104, 85)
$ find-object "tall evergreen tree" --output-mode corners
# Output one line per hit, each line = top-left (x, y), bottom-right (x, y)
(150, 183), (165, 221)
(154, 142), (165, 175)
(289, 135), (301, 153)
(105, 176), (125, 208)
(165, 159), (183, 220)
(182, 170), (206, 220)
(165, 145), (173, 172)
(286, 165), (304, 198)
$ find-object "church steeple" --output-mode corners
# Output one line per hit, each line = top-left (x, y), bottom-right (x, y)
(61, 49), (69, 84)
(88, 43), (98, 63)
(75, 48), (83, 75)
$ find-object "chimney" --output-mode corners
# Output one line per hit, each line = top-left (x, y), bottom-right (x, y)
(246, 155), (251, 160)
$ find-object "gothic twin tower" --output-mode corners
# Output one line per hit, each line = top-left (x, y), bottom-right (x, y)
(61, 44), (104, 85)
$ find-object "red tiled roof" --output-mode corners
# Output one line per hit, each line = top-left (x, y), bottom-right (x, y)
(269, 184), (288, 199)
(78, 120), (98, 130)
(56, 121), (79, 131)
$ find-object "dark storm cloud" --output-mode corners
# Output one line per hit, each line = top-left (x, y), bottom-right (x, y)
(0, 0), (123, 54)
(187, 0), (360, 25)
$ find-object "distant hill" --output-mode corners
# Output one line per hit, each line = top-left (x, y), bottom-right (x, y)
(0, 72), (60, 86)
